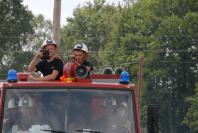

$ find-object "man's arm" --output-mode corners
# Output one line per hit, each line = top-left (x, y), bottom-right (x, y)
(28, 70), (59, 81)
(28, 51), (43, 72)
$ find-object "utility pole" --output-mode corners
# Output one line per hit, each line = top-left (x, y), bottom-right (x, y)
(137, 56), (144, 107)
(53, 0), (61, 46)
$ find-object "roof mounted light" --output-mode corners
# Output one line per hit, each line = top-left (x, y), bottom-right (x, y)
(119, 70), (129, 84)
(7, 69), (18, 82)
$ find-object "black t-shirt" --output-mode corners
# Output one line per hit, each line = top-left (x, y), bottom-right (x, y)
(81, 60), (93, 78)
(82, 60), (93, 70)
(36, 58), (63, 80)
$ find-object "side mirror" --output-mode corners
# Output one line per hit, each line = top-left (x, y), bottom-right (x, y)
(102, 67), (113, 74)
(147, 104), (158, 133)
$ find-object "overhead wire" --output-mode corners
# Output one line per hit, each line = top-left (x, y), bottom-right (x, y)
(0, 49), (197, 54)
(1, 33), (198, 39)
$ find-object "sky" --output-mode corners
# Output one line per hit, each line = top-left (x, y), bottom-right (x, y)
(23, 0), (123, 26)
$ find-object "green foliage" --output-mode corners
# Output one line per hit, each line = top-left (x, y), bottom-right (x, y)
(25, 14), (53, 52)
(0, 1), (52, 79)
(0, 0), (197, 132)
(142, 1), (198, 132)
(60, 0), (119, 65)
(60, 1), (198, 132)
(0, 0), (33, 79)
(183, 83), (198, 133)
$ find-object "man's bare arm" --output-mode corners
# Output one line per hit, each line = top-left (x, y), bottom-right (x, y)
(28, 51), (43, 72)
(28, 70), (59, 81)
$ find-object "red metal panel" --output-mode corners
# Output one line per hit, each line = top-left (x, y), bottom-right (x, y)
(133, 89), (141, 133)
(91, 74), (120, 79)
(0, 81), (138, 133)
(0, 85), (6, 129)
(1, 82), (134, 91)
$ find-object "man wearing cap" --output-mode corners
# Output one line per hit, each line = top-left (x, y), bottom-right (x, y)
(72, 43), (93, 77)
(28, 39), (63, 81)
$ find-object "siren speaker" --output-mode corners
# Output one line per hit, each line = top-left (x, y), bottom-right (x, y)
(75, 65), (88, 78)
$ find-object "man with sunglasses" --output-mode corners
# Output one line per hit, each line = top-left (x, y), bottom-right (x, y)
(28, 39), (63, 81)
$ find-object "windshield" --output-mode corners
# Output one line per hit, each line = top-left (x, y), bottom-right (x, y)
(2, 88), (136, 133)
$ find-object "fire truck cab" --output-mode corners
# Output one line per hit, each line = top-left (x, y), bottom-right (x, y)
(0, 72), (140, 133)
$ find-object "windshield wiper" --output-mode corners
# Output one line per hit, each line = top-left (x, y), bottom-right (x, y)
(75, 129), (103, 133)
(42, 129), (103, 133)
(41, 129), (69, 133)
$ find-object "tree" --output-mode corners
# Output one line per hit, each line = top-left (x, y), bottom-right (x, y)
(0, 0), (33, 79)
(59, 1), (198, 132)
(0, 1), (53, 80)
(183, 82), (198, 133)
(142, 1), (198, 132)
(60, 0), (118, 65)
(25, 14), (53, 52)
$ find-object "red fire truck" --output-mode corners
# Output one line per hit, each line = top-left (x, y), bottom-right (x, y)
(0, 69), (141, 133)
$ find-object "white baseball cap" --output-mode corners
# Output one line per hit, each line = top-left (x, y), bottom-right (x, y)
(73, 43), (88, 54)
(41, 39), (57, 48)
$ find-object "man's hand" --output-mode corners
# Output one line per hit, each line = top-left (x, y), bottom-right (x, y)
(86, 66), (92, 72)
(28, 50), (43, 72)
(35, 50), (43, 59)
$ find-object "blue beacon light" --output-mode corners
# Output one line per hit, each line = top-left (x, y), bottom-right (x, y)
(7, 69), (18, 82)
(119, 70), (129, 84)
